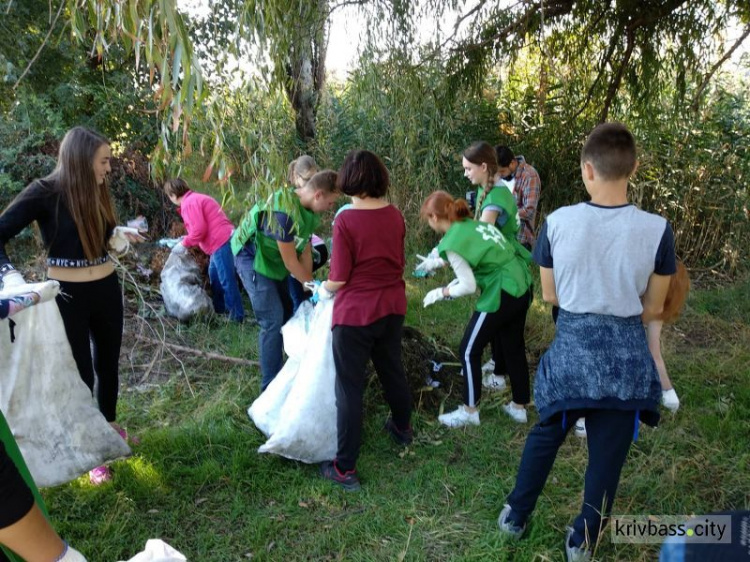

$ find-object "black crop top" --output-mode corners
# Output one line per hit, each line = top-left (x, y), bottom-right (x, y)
(0, 179), (113, 271)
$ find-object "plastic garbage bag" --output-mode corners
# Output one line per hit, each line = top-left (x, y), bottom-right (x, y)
(119, 539), (187, 562)
(159, 244), (212, 321)
(0, 289), (131, 487)
(248, 299), (337, 463)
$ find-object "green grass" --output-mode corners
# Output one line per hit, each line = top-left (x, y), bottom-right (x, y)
(42, 276), (750, 561)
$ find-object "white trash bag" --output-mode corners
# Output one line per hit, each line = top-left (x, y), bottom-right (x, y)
(159, 244), (212, 322)
(0, 289), (131, 487)
(119, 539), (187, 562)
(248, 299), (338, 463)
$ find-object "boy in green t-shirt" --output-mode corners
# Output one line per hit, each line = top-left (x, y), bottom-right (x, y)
(232, 170), (339, 391)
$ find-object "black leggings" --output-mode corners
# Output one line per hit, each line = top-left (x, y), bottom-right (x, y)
(0, 440), (33, 531)
(460, 290), (531, 407)
(54, 272), (124, 422)
(332, 315), (412, 472)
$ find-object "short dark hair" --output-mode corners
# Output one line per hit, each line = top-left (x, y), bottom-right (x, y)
(336, 150), (389, 198)
(163, 177), (190, 198)
(494, 146), (515, 167)
(581, 122), (637, 180)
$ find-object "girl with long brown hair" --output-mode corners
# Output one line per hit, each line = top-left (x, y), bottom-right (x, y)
(0, 126), (142, 484)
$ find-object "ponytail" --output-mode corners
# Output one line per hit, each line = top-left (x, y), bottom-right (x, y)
(421, 191), (471, 223)
(449, 199), (471, 221)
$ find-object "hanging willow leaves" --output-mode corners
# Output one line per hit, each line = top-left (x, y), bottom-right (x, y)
(9, 0), (748, 192)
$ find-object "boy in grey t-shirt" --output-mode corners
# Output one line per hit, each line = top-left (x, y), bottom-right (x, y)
(497, 123), (676, 561)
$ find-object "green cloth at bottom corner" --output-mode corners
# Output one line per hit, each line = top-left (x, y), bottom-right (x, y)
(1, 409), (48, 562)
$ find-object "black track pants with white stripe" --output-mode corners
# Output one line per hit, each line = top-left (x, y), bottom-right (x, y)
(459, 290), (531, 407)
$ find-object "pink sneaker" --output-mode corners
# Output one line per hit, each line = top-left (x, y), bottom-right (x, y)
(112, 423), (140, 445)
(88, 465), (112, 485)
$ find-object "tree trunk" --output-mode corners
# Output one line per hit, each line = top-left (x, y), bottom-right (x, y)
(284, 0), (329, 145)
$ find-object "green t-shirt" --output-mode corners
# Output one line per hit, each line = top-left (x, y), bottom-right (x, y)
(230, 190), (320, 281)
(480, 185), (520, 240)
(479, 184), (533, 265)
(438, 219), (531, 312)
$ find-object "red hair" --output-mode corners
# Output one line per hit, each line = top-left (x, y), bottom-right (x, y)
(659, 261), (690, 323)
(420, 190), (471, 223)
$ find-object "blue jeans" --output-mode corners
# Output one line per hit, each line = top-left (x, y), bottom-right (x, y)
(287, 276), (308, 315)
(235, 247), (292, 390)
(209, 240), (245, 323)
(506, 408), (635, 549)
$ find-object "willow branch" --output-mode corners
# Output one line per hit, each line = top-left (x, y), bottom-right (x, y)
(599, 28), (635, 123)
(13, 0), (65, 90)
(135, 334), (261, 367)
(690, 24), (750, 112)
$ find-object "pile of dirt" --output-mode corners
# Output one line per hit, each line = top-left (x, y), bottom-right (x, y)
(363, 326), (462, 413)
(114, 218), (209, 289)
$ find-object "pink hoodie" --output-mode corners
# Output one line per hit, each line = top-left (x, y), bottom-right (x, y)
(178, 191), (234, 255)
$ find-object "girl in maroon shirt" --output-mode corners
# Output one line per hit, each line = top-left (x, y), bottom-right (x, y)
(316, 150), (413, 491)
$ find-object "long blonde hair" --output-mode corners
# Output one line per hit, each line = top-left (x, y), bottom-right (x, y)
(48, 127), (117, 261)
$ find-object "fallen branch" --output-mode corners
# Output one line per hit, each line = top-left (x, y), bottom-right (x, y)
(135, 335), (260, 367)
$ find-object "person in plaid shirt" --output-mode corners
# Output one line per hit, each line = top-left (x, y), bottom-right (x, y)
(495, 146), (541, 249)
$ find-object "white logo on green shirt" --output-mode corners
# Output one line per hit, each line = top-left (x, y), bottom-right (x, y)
(476, 223), (506, 247)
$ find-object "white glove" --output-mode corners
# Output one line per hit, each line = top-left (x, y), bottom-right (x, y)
(315, 283), (334, 301)
(25, 280), (61, 303)
(302, 281), (317, 293)
(172, 240), (186, 254)
(110, 226), (146, 254)
(415, 254), (445, 274)
(423, 287), (446, 308)
(1, 270), (26, 288)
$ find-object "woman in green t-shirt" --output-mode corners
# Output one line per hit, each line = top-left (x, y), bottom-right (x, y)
(420, 191), (532, 427)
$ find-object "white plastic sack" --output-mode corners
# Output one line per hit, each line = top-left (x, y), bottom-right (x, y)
(119, 539), (186, 562)
(248, 299), (338, 463)
(0, 291), (131, 487)
(159, 245), (212, 321)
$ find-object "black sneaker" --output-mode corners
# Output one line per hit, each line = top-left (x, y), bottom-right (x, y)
(384, 417), (414, 446)
(320, 461), (361, 491)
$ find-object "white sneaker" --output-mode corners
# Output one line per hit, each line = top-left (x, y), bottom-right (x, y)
(482, 374), (507, 390)
(438, 406), (480, 428)
(481, 359), (496, 374)
(662, 389), (680, 412)
(58, 544), (88, 561)
(574, 418), (587, 438)
(502, 403), (527, 423)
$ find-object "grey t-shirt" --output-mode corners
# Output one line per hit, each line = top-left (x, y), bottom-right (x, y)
(534, 203), (676, 317)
